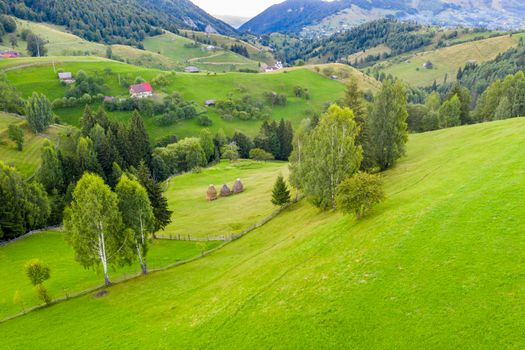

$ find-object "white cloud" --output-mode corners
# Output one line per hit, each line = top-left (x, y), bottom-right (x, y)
(191, 0), (286, 17)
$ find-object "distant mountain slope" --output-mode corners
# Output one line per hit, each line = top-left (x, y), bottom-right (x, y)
(0, 0), (237, 45)
(241, 0), (525, 35)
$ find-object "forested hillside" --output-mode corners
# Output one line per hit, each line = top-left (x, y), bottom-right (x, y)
(0, 0), (236, 46)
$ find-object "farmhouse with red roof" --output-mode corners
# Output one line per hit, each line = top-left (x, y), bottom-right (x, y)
(129, 82), (153, 98)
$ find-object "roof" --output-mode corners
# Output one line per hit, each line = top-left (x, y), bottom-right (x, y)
(129, 83), (153, 94)
(205, 99), (216, 106)
(185, 66), (200, 73)
(58, 72), (73, 79)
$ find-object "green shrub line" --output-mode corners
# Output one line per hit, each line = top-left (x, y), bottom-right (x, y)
(0, 196), (302, 325)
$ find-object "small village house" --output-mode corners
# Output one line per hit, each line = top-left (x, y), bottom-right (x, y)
(205, 99), (216, 107)
(185, 66), (200, 73)
(0, 51), (21, 59)
(58, 72), (75, 84)
(129, 82), (153, 98)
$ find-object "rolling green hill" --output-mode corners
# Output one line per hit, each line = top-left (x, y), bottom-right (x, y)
(0, 57), (349, 141)
(2, 118), (524, 348)
(375, 34), (522, 87)
(0, 113), (64, 177)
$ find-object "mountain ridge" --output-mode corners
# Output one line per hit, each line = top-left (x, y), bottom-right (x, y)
(240, 0), (525, 35)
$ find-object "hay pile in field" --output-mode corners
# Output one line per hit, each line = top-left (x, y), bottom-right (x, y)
(220, 184), (231, 197)
(207, 185), (218, 201)
(233, 178), (244, 193)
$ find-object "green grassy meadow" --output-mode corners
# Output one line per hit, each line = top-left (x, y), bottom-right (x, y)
(377, 34), (520, 86)
(2, 118), (524, 348)
(0, 230), (220, 319)
(1, 58), (347, 141)
(160, 160), (288, 239)
(0, 114), (64, 177)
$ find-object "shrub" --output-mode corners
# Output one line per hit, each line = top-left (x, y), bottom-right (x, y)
(197, 115), (213, 126)
(336, 172), (385, 219)
(25, 259), (51, 286)
(249, 148), (274, 161)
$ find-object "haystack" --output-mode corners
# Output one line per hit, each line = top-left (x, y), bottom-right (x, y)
(207, 185), (218, 201)
(220, 184), (231, 197)
(232, 178), (244, 194)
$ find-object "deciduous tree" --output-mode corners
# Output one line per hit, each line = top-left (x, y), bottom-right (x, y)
(26, 93), (53, 133)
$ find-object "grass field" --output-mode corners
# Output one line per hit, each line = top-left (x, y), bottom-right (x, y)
(160, 160), (288, 239)
(0, 230), (220, 319)
(377, 34), (521, 86)
(2, 118), (524, 348)
(144, 32), (266, 73)
(0, 114), (64, 177)
(1, 58), (348, 141)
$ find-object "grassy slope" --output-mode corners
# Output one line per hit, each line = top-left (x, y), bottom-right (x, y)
(2, 118), (525, 348)
(0, 114), (64, 177)
(160, 160), (288, 239)
(378, 34), (521, 86)
(1, 58), (347, 141)
(0, 230), (220, 319)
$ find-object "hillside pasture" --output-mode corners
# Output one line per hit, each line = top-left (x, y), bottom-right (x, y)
(0, 230), (220, 320)
(0, 114), (64, 177)
(378, 34), (520, 86)
(1, 58), (348, 141)
(1, 118), (525, 348)
(160, 160), (288, 239)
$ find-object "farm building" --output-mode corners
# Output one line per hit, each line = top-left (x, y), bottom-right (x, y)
(205, 99), (216, 107)
(58, 72), (75, 84)
(185, 66), (200, 73)
(129, 83), (153, 98)
(0, 51), (21, 58)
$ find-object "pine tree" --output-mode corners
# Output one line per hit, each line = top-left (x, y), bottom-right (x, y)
(80, 106), (96, 136)
(38, 140), (64, 193)
(128, 111), (151, 167)
(137, 163), (172, 233)
(271, 175), (291, 206)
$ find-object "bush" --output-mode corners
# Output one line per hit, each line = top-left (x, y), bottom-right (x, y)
(249, 148), (274, 161)
(25, 259), (51, 286)
(197, 115), (213, 126)
(336, 172), (385, 219)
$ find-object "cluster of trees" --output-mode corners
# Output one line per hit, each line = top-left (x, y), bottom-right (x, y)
(230, 44), (249, 58)
(270, 19), (434, 66)
(64, 70), (105, 98)
(0, 73), (24, 114)
(289, 79), (407, 212)
(254, 119), (294, 161)
(216, 95), (271, 121)
(65, 170), (167, 286)
(104, 93), (198, 127)
(0, 14), (16, 43)
(264, 91), (287, 106)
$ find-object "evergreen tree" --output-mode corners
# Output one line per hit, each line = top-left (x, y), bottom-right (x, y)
(38, 140), (64, 193)
(271, 175), (291, 206)
(80, 106), (96, 136)
(277, 119), (294, 161)
(128, 111), (151, 167)
(26, 93), (53, 133)
(447, 84), (472, 124)
(76, 137), (102, 176)
(231, 131), (253, 159)
(367, 80), (408, 171)
(137, 163), (172, 233)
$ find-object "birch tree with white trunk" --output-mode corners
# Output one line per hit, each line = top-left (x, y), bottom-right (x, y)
(297, 105), (362, 210)
(115, 175), (155, 274)
(64, 173), (134, 286)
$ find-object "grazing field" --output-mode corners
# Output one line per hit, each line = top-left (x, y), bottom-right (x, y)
(0, 230), (220, 319)
(1, 58), (349, 141)
(0, 114), (64, 177)
(0, 17), (106, 57)
(377, 34), (521, 86)
(2, 118), (525, 348)
(160, 160), (288, 239)
(143, 32), (266, 72)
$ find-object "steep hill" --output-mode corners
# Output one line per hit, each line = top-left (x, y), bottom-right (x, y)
(241, 0), (525, 35)
(0, 0), (236, 46)
(2, 118), (525, 348)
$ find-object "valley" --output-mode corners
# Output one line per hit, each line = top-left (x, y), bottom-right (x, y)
(1, 1), (525, 348)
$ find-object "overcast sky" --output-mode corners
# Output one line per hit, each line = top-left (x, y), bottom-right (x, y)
(191, 0), (285, 18)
